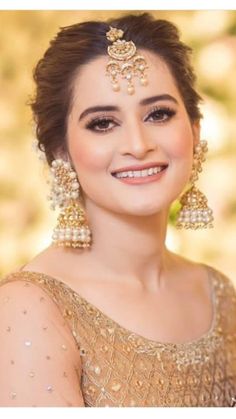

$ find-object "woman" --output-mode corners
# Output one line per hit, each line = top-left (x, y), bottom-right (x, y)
(0, 12), (235, 407)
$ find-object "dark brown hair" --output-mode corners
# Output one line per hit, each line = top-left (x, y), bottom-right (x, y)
(30, 12), (203, 165)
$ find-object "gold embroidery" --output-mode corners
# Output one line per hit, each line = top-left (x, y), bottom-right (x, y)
(1, 267), (236, 407)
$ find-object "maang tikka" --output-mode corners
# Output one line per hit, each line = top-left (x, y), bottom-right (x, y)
(176, 140), (214, 230)
(48, 158), (92, 249)
(105, 26), (149, 95)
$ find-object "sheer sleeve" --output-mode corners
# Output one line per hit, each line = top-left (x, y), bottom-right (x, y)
(0, 278), (85, 407)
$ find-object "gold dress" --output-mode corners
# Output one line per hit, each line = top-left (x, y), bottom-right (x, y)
(0, 265), (236, 407)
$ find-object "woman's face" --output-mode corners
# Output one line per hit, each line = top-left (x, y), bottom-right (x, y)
(66, 50), (200, 216)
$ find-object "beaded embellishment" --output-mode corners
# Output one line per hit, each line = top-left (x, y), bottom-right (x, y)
(105, 26), (148, 95)
(1, 267), (236, 407)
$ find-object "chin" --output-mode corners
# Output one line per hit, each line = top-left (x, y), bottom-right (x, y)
(116, 200), (170, 217)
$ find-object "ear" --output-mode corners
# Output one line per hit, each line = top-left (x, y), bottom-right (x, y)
(191, 120), (201, 147)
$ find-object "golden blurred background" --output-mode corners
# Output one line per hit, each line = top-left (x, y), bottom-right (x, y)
(0, 10), (236, 283)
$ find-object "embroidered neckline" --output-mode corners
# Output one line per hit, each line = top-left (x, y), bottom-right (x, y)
(5, 264), (223, 354)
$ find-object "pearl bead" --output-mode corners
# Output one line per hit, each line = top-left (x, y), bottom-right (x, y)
(63, 162), (71, 170)
(112, 83), (120, 92)
(140, 77), (148, 86)
(127, 86), (134, 95)
(71, 191), (78, 199)
(69, 172), (76, 179)
(72, 182), (79, 190)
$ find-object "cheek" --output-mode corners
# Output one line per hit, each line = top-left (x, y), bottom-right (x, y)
(166, 122), (193, 160)
(68, 128), (111, 173)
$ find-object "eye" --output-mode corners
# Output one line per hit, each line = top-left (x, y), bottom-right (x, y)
(85, 116), (118, 133)
(145, 106), (176, 123)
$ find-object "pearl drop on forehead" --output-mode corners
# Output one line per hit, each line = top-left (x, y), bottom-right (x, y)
(105, 26), (149, 95)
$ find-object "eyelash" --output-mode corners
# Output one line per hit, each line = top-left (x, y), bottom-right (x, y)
(85, 106), (176, 134)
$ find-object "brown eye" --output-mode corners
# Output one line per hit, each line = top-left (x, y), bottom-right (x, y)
(96, 120), (111, 129)
(86, 117), (118, 133)
(145, 107), (176, 123)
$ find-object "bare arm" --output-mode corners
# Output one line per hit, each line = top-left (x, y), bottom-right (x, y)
(0, 279), (85, 407)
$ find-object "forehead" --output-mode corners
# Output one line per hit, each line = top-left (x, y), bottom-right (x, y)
(71, 50), (181, 109)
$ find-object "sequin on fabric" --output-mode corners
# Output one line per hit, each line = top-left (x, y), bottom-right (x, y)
(1, 267), (236, 407)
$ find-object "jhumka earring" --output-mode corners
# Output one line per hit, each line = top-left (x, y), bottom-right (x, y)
(105, 26), (149, 95)
(176, 140), (214, 229)
(48, 158), (92, 248)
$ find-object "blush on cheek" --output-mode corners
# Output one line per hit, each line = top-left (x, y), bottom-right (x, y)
(69, 140), (110, 173)
(169, 127), (193, 160)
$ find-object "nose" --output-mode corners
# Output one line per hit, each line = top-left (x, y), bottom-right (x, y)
(119, 117), (156, 159)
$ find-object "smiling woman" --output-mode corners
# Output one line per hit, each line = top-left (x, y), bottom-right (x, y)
(0, 12), (236, 408)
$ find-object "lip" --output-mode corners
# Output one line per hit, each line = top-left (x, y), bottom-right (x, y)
(112, 166), (167, 185)
(111, 161), (168, 174)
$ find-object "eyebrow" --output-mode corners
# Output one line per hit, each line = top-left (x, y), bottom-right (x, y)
(78, 94), (178, 121)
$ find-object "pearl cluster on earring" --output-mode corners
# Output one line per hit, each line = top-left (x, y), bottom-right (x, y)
(48, 159), (80, 210)
(176, 186), (214, 228)
(176, 140), (214, 230)
(48, 158), (92, 249)
(190, 140), (207, 184)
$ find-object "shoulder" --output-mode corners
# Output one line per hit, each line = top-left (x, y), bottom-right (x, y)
(0, 269), (76, 326)
(202, 263), (236, 310)
(0, 269), (80, 359)
(0, 246), (85, 339)
(0, 269), (78, 337)
(0, 271), (84, 406)
(204, 264), (236, 332)
(0, 270), (68, 327)
(204, 264), (236, 294)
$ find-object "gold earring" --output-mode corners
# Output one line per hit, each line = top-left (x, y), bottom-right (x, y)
(176, 140), (214, 230)
(48, 158), (92, 248)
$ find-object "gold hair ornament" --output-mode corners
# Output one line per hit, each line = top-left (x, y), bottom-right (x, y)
(105, 26), (148, 95)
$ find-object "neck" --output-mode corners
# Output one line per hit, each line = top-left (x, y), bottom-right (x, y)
(82, 198), (173, 292)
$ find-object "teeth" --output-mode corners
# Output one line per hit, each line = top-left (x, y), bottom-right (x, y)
(115, 166), (165, 178)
